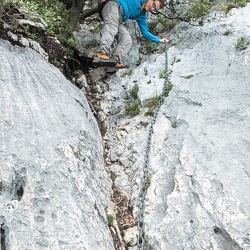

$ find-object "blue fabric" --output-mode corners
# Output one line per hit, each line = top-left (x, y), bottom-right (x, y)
(117, 0), (160, 43)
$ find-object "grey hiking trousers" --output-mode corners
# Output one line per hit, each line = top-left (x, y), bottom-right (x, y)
(99, 1), (132, 63)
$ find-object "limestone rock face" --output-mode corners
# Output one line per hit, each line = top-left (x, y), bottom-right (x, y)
(1, 3), (250, 250)
(98, 4), (250, 250)
(0, 40), (114, 250)
(145, 6), (250, 249)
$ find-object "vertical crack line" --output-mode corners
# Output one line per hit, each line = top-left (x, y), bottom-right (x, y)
(16, 186), (24, 201)
(1, 223), (6, 250)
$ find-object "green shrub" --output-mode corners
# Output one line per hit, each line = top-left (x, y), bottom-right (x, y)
(235, 37), (249, 50)
(158, 16), (178, 32)
(159, 68), (172, 78)
(145, 109), (154, 117)
(223, 30), (232, 36)
(124, 99), (140, 116)
(145, 95), (160, 109)
(107, 215), (115, 225)
(217, 2), (228, 12)
(11, 0), (71, 41)
(144, 175), (151, 191)
(218, 0), (249, 12)
(182, 1), (212, 21)
(148, 16), (177, 34)
(130, 83), (139, 100)
(143, 41), (156, 54)
(122, 67), (134, 76)
(227, 0), (249, 7)
(165, 82), (173, 97)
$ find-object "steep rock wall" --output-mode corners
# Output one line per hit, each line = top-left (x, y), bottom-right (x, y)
(0, 40), (114, 250)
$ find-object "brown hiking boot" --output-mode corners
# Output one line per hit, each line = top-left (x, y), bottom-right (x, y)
(93, 53), (117, 67)
(115, 63), (129, 69)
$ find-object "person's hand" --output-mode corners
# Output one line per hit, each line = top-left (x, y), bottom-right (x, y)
(160, 37), (169, 44)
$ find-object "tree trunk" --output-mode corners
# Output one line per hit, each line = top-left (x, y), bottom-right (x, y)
(68, 0), (85, 31)
(80, 6), (98, 20)
(61, 0), (73, 9)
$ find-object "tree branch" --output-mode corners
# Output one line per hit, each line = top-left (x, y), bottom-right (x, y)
(80, 6), (98, 20)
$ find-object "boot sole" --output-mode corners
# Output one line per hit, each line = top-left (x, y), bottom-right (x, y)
(92, 58), (117, 67)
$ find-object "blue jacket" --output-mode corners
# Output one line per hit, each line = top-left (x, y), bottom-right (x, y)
(117, 0), (160, 43)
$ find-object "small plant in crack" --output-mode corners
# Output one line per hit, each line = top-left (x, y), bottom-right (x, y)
(144, 175), (151, 191)
(140, 121), (149, 127)
(171, 57), (181, 65)
(122, 67), (134, 77)
(124, 84), (141, 116)
(223, 29), (232, 36)
(107, 214), (116, 226)
(145, 95), (160, 109)
(144, 95), (160, 116)
(159, 68), (172, 78)
(129, 83), (139, 100)
(158, 44), (165, 54)
(124, 99), (140, 116)
(235, 37), (249, 50)
(165, 82), (173, 97)
(145, 108), (154, 117)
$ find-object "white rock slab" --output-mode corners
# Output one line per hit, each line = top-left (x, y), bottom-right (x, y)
(0, 40), (114, 250)
(145, 4), (250, 249)
(102, 3), (250, 250)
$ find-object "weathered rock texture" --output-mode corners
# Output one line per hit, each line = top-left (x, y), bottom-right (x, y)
(1, 3), (250, 250)
(96, 4), (250, 250)
(145, 6), (250, 249)
(0, 40), (114, 250)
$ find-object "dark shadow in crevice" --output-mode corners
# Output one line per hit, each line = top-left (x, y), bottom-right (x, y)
(213, 226), (242, 250)
(11, 171), (27, 201)
(0, 217), (9, 250)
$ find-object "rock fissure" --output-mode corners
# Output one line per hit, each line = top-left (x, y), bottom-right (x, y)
(84, 74), (138, 249)
(0, 222), (7, 250)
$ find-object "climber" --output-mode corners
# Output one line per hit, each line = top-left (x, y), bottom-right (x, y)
(93, 0), (169, 69)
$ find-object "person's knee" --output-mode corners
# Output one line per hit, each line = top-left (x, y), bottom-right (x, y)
(120, 32), (132, 47)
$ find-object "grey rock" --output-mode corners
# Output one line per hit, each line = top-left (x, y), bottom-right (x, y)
(144, 5), (250, 249)
(0, 39), (114, 250)
(100, 4), (250, 250)
(154, 22), (165, 33)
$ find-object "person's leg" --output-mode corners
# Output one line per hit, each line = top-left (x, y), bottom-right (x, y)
(112, 24), (132, 64)
(99, 1), (121, 56)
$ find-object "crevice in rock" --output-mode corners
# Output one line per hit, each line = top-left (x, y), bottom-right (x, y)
(108, 171), (137, 250)
(0, 182), (3, 195)
(78, 68), (137, 249)
(167, 116), (187, 129)
(0, 217), (9, 250)
(213, 226), (242, 250)
(16, 186), (24, 201)
(178, 96), (202, 106)
(11, 171), (26, 201)
(0, 223), (6, 250)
